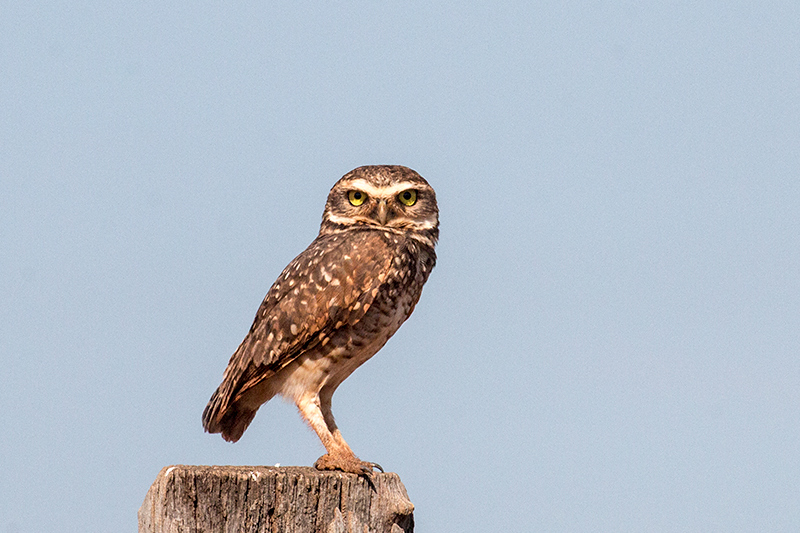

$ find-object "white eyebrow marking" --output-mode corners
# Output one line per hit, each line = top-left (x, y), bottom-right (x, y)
(343, 179), (429, 198)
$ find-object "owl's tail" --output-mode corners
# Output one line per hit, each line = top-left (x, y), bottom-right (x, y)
(202, 386), (257, 443)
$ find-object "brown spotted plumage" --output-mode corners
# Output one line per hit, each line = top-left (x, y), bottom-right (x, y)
(202, 165), (438, 474)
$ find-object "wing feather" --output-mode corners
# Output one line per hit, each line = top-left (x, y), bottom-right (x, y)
(202, 229), (395, 434)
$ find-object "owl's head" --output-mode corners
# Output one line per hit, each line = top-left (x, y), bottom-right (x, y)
(321, 165), (439, 247)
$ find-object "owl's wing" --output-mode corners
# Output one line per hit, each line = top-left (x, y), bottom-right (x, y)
(203, 230), (396, 439)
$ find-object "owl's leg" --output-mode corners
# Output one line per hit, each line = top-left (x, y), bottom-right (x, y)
(296, 391), (382, 475)
(319, 390), (383, 473)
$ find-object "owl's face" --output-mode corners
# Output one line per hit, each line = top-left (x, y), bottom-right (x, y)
(321, 165), (439, 247)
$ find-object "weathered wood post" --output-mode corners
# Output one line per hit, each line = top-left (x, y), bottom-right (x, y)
(138, 465), (414, 533)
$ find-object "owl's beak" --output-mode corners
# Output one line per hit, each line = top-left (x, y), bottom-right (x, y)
(376, 200), (389, 225)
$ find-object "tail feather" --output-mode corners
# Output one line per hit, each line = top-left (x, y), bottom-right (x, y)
(202, 386), (257, 442)
(218, 406), (257, 442)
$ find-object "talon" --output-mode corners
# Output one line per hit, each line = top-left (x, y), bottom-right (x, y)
(314, 453), (384, 476)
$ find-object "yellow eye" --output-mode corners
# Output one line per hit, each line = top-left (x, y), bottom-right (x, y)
(398, 189), (417, 206)
(348, 190), (367, 206)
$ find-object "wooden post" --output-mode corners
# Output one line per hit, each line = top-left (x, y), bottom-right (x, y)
(138, 465), (414, 533)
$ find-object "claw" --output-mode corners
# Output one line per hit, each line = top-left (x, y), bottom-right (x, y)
(314, 453), (384, 477)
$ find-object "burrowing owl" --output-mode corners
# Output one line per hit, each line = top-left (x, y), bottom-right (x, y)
(202, 165), (438, 474)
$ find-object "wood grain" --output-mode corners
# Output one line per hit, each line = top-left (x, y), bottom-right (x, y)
(138, 465), (414, 533)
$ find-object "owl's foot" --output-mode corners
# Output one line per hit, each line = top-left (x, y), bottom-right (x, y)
(314, 453), (384, 475)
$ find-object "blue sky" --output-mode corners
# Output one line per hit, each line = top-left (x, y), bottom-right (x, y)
(2, 2), (799, 531)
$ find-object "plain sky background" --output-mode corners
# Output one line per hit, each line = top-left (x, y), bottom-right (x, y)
(2, 1), (799, 531)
